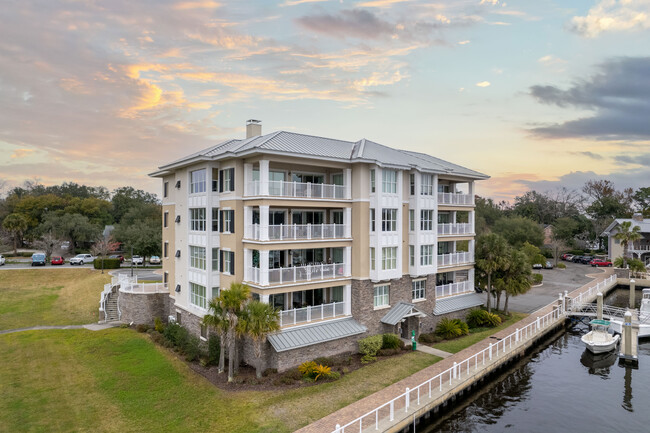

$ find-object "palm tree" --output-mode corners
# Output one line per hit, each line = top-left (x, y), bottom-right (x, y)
(614, 221), (642, 268)
(500, 249), (532, 315)
(202, 297), (228, 373)
(2, 213), (29, 255)
(220, 282), (251, 382)
(241, 301), (280, 378)
(475, 233), (509, 313)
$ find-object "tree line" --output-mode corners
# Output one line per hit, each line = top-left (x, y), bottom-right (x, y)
(0, 181), (161, 258)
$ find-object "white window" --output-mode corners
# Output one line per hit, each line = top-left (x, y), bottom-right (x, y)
(370, 247), (375, 271)
(189, 208), (206, 231)
(409, 209), (415, 231)
(189, 246), (206, 270)
(223, 168), (233, 191)
(211, 248), (219, 271)
(370, 169), (375, 193)
(370, 209), (375, 232)
(409, 245), (415, 266)
(421, 174), (433, 195)
(224, 251), (232, 274)
(382, 209), (397, 232)
(420, 245), (434, 266)
(189, 282), (207, 309)
(382, 169), (397, 194)
(410, 174), (415, 195)
(211, 208), (219, 232)
(223, 210), (233, 233)
(190, 169), (206, 194)
(211, 287), (220, 300)
(420, 210), (434, 231)
(374, 285), (389, 308)
(382, 247), (397, 270)
(412, 280), (425, 300)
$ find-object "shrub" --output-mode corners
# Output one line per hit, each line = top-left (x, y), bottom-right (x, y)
(358, 335), (383, 363)
(93, 258), (121, 269)
(175, 327), (190, 353)
(418, 332), (439, 344)
(532, 273), (543, 284)
(184, 336), (201, 362)
(163, 322), (182, 345)
(328, 371), (341, 381)
(154, 317), (164, 333)
(298, 361), (318, 378)
(206, 334), (220, 366)
(313, 357), (334, 367)
(484, 312), (502, 327)
(435, 318), (469, 340)
(263, 368), (277, 377)
(378, 348), (401, 356)
(313, 364), (331, 381)
(557, 263), (566, 269)
(150, 331), (165, 346)
(135, 323), (150, 333)
(285, 369), (303, 381)
(467, 309), (502, 328)
(382, 333), (402, 350)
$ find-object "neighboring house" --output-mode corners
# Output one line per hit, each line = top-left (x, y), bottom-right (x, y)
(543, 224), (553, 246)
(147, 120), (489, 371)
(602, 214), (650, 265)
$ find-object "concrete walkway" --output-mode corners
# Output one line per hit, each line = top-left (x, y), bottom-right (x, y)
(401, 338), (453, 358)
(0, 322), (123, 335)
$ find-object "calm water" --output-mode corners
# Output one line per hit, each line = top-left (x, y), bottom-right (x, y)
(422, 288), (649, 433)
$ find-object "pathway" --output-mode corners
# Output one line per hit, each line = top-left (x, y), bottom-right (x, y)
(401, 338), (453, 358)
(0, 322), (122, 335)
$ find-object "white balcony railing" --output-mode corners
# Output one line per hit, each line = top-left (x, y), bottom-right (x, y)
(438, 251), (474, 267)
(279, 301), (347, 327)
(435, 280), (474, 298)
(246, 262), (348, 286)
(438, 192), (473, 205)
(438, 223), (473, 236)
(629, 245), (650, 252)
(247, 223), (347, 241)
(246, 180), (346, 199)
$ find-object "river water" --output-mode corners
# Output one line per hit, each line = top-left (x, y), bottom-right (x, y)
(422, 288), (649, 433)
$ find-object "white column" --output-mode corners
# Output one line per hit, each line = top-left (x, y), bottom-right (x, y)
(261, 294), (270, 304)
(259, 159), (269, 196)
(469, 268), (475, 287)
(344, 207), (352, 238)
(470, 239), (476, 261)
(260, 205), (269, 241)
(468, 181), (475, 205)
(243, 206), (252, 239)
(344, 168), (352, 199)
(344, 284), (352, 315)
(243, 248), (252, 281)
(260, 250), (270, 286)
(344, 246), (352, 277)
(244, 163), (253, 196)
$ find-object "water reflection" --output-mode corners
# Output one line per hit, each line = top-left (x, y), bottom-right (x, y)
(580, 350), (616, 376)
(623, 366), (633, 413)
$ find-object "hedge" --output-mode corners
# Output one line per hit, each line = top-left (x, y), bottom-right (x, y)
(93, 258), (121, 269)
(358, 335), (383, 363)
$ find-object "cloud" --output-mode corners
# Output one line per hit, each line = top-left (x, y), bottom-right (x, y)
(458, 40), (470, 45)
(538, 55), (566, 66)
(357, 0), (411, 8)
(281, 0), (328, 6)
(613, 153), (650, 165)
(569, 151), (604, 160)
(11, 149), (36, 159)
(296, 9), (395, 40)
(529, 57), (650, 140)
(570, 0), (650, 37)
(476, 81), (491, 87)
(173, 1), (221, 10)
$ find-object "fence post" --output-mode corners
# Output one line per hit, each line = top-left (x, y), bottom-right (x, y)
(390, 401), (394, 421)
(453, 362), (457, 379)
(335, 424), (341, 433)
(536, 316), (540, 330)
(515, 328), (519, 342)
(405, 388), (410, 412)
(489, 343), (492, 360)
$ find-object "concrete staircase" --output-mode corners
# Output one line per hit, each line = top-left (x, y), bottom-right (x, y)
(104, 293), (119, 322)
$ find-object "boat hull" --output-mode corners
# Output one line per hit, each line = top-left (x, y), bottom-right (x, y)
(581, 332), (620, 354)
(609, 320), (650, 338)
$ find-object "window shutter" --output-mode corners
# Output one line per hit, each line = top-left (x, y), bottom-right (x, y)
(219, 170), (224, 193)
(230, 252), (235, 274)
(229, 168), (235, 191)
(229, 210), (234, 234)
(219, 250), (223, 272)
(219, 210), (224, 232)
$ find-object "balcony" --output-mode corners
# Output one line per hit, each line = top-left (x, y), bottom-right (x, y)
(438, 223), (473, 236)
(246, 262), (349, 286)
(279, 301), (347, 328)
(438, 251), (474, 268)
(438, 192), (473, 206)
(436, 280), (474, 298)
(246, 180), (346, 199)
(247, 223), (347, 241)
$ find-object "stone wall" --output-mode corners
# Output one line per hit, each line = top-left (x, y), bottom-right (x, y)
(614, 268), (630, 279)
(118, 291), (169, 325)
(269, 333), (362, 372)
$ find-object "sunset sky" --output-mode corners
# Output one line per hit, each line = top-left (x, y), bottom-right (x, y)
(1, 0), (649, 201)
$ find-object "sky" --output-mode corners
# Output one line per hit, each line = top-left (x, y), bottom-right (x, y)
(1, 0), (649, 201)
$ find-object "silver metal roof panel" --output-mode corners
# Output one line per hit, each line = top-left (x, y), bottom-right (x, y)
(267, 317), (367, 352)
(434, 293), (485, 316)
(380, 301), (428, 326)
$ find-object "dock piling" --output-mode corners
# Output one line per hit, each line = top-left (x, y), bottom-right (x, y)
(629, 279), (636, 309)
(597, 293), (603, 320)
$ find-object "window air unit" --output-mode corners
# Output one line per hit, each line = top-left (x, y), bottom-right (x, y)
(175, 250), (181, 258)
(175, 284), (181, 293)
(175, 180), (181, 188)
(175, 215), (181, 223)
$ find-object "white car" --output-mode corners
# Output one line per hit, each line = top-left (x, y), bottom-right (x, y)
(149, 256), (161, 264)
(70, 254), (95, 265)
(0, 254), (5, 265)
(132, 255), (144, 265)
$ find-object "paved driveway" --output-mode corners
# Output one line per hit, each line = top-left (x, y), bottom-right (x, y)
(506, 261), (609, 313)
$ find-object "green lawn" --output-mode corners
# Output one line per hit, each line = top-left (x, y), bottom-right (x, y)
(431, 312), (527, 354)
(0, 329), (439, 433)
(0, 269), (111, 330)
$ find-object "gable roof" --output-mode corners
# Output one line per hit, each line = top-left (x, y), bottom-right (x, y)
(150, 130), (489, 180)
(380, 301), (428, 326)
(602, 218), (650, 236)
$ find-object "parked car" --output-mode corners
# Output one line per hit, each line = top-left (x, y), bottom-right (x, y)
(544, 261), (554, 269)
(51, 256), (64, 265)
(532, 262), (543, 269)
(562, 254), (574, 261)
(571, 255), (584, 263)
(31, 253), (46, 266)
(0, 254), (5, 265)
(132, 255), (144, 265)
(70, 254), (94, 265)
(590, 259), (613, 267)
(579, 255), (594, 264)
(109, 254), (125, 263)
(149, 255), (161, 264)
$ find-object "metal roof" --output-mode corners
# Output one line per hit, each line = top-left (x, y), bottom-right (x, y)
(267, 317), (367, 352)
(602, 218), (650, 236)
(380, 301), (428, 326)
(434, 293), (485, 316)
(151, 130), (489, 180)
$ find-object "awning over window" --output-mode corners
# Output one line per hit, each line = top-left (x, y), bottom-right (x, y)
(380, 301), (428, 326)
(267, 317), (366, 352)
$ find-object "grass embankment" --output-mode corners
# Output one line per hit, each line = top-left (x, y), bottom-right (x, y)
(432, 311), (527, 354)
(0, 269), (111, 330)
(0, 329), (439, 433)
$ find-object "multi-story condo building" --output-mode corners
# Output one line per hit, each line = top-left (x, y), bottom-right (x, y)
(149, 120), (488, 371)
(603, 214), (650, 266)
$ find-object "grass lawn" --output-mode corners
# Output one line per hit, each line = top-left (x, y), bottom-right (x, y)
(0, 329), (439, 433)
(431, 311), (527, 354)
(0, 269), (111, 330)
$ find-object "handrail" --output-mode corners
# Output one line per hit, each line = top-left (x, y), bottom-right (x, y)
(247, 223), (347, 241)
(438, 192), (473, 205)
(246, 180), (346, 199)
(246, 262), (348, 285)
(437, 222), (473, 235)
(437, 251), (474, 267)
(279, 301), (347, 327)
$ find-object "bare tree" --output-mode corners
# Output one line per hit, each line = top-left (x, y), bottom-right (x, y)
(33, 232), (61, 262)
(91, 236), (120, 273)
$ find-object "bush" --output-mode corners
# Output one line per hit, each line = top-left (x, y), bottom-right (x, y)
(93, 258), (121, 269)
(154, 317), (164, 333)
(418, 332), (441, 344)
(207, 334), (220, 366)
(568, 249), (584, 255)
(313, 364), (331, 381)
(378, 348), (401, 356)
(382, 333), (403, 350)
(263, 368), (277, 377)
(150, 331), (165, 346)
(163, 322), (182, 345)
(358, 335), (383, 363)
(557, 263), (566, 269)
(532, 273), (543, 284)
(175, 327), (190, 352)
(298, 361), (318, 378)
(135, 323), (150, 333)
(184, 336), (201, 362)
(435, 318), (469, 340)
(313, 357), (334, 367)
(466, 309), (502, 328)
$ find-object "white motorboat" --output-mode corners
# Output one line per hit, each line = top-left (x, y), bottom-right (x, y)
(609, 289), (650, 338)
(581, 320), (620, 354)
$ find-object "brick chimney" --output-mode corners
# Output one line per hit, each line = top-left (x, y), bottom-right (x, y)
(246, 119), (262, 138)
